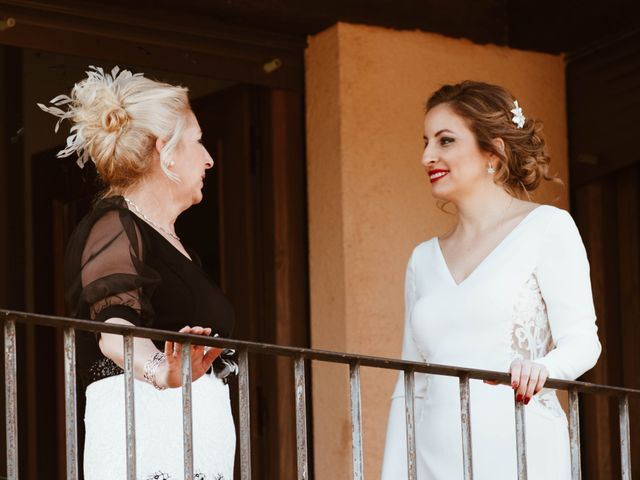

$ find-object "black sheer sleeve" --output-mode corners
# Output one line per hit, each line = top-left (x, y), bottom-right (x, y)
(66, 196), (236, 387)
(65, 197), (160, 327)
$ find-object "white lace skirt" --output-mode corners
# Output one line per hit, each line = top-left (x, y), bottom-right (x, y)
(84, 373), (236, 480)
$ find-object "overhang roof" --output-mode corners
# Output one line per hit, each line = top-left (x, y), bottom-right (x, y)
(92, 0), (640, 55)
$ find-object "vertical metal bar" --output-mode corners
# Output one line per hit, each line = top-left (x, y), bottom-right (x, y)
(514, 396), (528, 480)
(24, 324), (37, 479)
(459, 375), (473, 480)
(238, 348), (252, 480)
(63, 328), (79, 480)
(123, 334), (136, 480)
(619, 395), (632, 480)
(4, 318), (18, 480)
(182, 341), (194, 479)
(403, 369), (418, 480)
(568, 388), (581, 480)
(349, 361), (364, 480)
(294, 356), (309, 480)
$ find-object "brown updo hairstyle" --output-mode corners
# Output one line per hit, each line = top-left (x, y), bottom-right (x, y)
(38, 66), (190, 198)
(426, 80), (559, 197)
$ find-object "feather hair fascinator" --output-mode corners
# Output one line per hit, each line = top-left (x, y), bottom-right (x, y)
(37, 65), (143, 168)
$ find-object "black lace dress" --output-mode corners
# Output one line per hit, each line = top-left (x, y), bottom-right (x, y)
(65, 196), (236, 480)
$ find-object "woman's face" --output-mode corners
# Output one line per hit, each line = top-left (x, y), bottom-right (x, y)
(421, 104), (494, 202)
(171, 111), (214, 205)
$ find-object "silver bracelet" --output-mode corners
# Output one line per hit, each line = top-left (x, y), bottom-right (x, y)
(143, 352), (167, 390)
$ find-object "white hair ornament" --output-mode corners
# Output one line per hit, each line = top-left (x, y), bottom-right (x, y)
(510, 100), (526, 129)
(37, 65), (143, 168)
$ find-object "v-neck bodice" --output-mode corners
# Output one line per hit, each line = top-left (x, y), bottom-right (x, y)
(435, 206), (544, 287)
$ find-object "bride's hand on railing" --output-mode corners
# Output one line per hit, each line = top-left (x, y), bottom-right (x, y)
(483, 359), (549, 406)
(159, 326), (223, 388)
(509, 359), (549, 405)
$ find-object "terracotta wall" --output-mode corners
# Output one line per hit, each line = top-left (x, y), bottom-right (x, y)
(305, 22), (568, 478)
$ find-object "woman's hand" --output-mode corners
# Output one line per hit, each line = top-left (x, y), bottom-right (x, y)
(157, 326), (223, 388)
(510, 359), (548, 405)
(483, 359), (549, 405)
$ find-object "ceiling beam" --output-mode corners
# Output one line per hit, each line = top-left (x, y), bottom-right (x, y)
(0, 0), (305, 90)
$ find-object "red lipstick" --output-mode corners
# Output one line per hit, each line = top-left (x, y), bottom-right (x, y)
(429, 169), (449, 183)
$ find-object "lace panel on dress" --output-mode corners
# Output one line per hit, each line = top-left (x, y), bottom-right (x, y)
(510, 274), (564, 418)
(511, 274), (553, 361)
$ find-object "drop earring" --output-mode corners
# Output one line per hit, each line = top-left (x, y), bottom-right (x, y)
(487, 163), (495, 175)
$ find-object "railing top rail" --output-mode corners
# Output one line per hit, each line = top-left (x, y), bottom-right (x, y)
(3, 309), (639, 397)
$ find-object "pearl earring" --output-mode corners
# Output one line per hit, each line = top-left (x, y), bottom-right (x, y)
(169, 161), (175, 168)
(487, 163), (495, 174)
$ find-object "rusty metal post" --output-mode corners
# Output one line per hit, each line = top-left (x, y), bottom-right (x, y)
(459, 375), (473, 480)
(63, 328), (79, 480)
(181, 341), (194, 479)
(123, 334), (136, 480)
(514, 397), (528, 480)
(294, 356), (309, 480)
(619, 395), (632, 480)
(403, 369), (418, 480)
(4, 318), (18, 480)
(349, 361), (364, 480)
(568, 388), (581, 480)
(238, 348), (252, 480)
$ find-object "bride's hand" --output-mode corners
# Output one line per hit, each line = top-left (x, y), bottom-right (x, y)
(483, 359), (549, 406)
(510, 359), (548, 405)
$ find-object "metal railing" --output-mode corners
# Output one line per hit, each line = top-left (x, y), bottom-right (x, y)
(2, 309), (639, 479)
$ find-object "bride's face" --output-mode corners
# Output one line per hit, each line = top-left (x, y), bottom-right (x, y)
(421, 104), (495, 202)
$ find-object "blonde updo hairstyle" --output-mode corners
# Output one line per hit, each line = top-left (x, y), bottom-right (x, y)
(426, 81), (558, 197)
(38, 66), (190, 198)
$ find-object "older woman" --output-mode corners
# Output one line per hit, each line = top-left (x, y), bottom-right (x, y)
(381, 81), (601, 479)
(39, 66), (236, 479)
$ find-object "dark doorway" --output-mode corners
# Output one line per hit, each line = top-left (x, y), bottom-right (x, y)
(30, 148), (101, 479)
(568, 30), (640, 479)
(186, 84), (310, 479)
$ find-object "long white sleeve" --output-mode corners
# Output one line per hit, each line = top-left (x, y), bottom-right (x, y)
(534, 209), (602, 380)
(381, 249), (428, 479)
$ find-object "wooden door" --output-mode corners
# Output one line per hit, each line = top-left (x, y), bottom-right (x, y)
(573, 165), (640, 478)
(567, 29), (640, 477)
(31, 148), (101, 479)
(187, 85), (309, 479)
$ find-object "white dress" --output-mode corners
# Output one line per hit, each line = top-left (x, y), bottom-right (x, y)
(84, 372), (236, 480)
(381, 205), (601, 480)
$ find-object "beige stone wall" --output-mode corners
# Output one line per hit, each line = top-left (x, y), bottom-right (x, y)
(305, 22), (568, 478)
